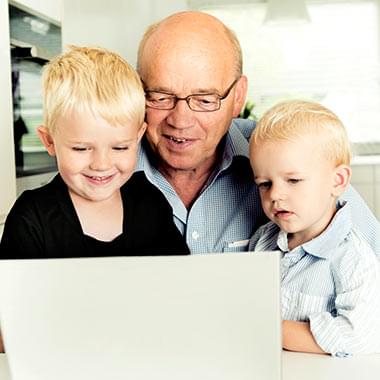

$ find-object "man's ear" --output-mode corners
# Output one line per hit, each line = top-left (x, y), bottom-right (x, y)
(37, 126), (56, 156)
(232, 75), (248, 118)
(331, 164), (352, 197)
(137, 122), (147, 142)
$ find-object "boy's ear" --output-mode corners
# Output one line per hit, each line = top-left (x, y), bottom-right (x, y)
(37, 126), (56, 157)
(331, 164), (352, 197)
(137, 122), (147, 142)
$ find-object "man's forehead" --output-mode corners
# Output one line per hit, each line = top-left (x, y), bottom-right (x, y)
(143, 72), (233, 96)
(141, 46), (234, 94)
(139, 23), (236, 78)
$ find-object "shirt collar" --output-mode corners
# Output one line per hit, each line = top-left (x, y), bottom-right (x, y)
(136, 138), (155, 178)
(277, 201), (352, 259)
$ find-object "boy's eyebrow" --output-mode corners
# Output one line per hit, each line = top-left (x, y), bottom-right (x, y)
(67, 138), (137, 144)
(282, 171), (303, 176)
(254, 171), (303, 179)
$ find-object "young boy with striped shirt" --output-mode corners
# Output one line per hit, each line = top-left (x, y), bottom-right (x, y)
(249, 100), (380, 356)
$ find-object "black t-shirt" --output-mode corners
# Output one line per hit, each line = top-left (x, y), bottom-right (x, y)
(0, 172), (189, 258)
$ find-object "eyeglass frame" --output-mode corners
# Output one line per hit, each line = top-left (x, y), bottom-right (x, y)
(143, 77), (241, 112)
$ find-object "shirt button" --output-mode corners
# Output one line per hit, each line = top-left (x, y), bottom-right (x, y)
(192, 231), (200, 241)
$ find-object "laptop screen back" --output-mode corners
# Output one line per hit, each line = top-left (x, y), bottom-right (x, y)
(0, 253), (281, 380)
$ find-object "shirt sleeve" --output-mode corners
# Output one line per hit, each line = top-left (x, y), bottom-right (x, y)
(309, 231), (380, 356)
(340, 185), (380, 256)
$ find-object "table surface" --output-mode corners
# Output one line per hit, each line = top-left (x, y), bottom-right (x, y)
(1, 351), (380, 380)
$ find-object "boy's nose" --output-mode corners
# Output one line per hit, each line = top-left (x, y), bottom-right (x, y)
(90, 151), (112, 171)
(269, 185), (286, 202)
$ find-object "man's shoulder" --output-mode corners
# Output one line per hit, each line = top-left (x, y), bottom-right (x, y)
(231, 118), (256, 141)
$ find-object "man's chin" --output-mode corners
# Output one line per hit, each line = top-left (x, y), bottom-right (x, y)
(161, 159), (199, 173)
(156, 148), (194, 168)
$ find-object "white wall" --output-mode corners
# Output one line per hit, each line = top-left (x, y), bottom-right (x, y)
(351, 159), (380, 221)
(0, 0), (17, 236)
(62, 0), (188, 68)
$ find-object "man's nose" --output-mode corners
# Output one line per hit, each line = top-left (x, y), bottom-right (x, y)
(166, 99), (195, 129)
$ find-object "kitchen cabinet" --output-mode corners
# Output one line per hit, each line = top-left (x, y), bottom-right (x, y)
(0, 1), (17, 236)
(9, 0), (61, 24)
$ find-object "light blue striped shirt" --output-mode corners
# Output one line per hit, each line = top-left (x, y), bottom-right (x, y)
(136, 118), (380, 255)
(249, 202), (380, 356)
(136, 119), (266, 253)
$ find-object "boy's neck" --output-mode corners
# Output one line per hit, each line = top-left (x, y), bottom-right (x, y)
(69, 189), (123, 242)
(286, 201), (338, 251)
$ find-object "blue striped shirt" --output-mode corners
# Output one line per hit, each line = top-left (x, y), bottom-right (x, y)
(136, 119), (266, 253)
(249, 202), (380, 356)
(136, 118), (380, 255)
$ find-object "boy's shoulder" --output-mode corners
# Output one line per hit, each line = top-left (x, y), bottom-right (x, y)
(9, 174), (64, 215)
(335, 227), (378, 262)
(123, 171), (160, 194)
(122, 172), (170, 208)
(249, 221), (280, 251)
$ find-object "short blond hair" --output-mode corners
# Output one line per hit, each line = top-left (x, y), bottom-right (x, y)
(42, 45), (145, 133)
(250, 100), (352, 166)
(137, 12), (243, 78)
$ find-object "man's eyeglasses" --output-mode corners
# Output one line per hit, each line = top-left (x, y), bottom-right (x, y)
(144, 77), (240, 112)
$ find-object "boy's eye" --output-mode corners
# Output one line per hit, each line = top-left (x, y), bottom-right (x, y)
(72, 147), (87, 151)
(113, 146), (129, 151)
(257, 181), (271, 190)
(288, 178), (302, 184)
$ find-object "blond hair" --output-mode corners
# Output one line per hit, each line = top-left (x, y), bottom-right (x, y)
(137, 12), (243, 78)
(42, 45), (145, 133)
(250, 100), (352, 166)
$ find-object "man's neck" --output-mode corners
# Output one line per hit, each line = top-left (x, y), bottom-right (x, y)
(158, 159), (217, 209)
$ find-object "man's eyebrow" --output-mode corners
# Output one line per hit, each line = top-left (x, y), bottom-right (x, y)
(144, 86), (173, 93)
(144, 84), (220, 94)
(192, 87), (220, 94)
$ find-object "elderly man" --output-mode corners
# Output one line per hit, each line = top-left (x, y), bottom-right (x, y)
(135, 11), (380, 254)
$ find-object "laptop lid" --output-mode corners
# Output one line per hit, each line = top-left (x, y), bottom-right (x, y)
(0, 252), (281, 380)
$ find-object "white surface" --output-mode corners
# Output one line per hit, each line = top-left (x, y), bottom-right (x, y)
(0, 254), (281, 380)
(352, 155), (380, 166)
(282, 350), (380, 380)
(2, 351), (380, 380)
(350, 164), (380, 220)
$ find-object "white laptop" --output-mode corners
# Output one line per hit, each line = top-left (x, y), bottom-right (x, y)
(0, 252), (281, 380)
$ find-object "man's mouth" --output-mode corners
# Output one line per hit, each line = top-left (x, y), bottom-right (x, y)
(167, 135), (189, 144)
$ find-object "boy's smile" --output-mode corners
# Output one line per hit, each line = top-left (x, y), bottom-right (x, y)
(38, 111), (144, 204)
